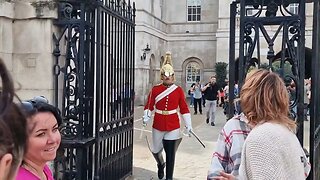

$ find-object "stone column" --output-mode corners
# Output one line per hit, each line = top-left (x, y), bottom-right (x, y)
(0, 0), (58, 101)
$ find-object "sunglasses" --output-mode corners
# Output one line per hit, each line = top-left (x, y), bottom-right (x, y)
(20, 96), (49, 115)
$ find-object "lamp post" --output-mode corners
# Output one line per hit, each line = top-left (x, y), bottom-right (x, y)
(141, 44), (151, 61)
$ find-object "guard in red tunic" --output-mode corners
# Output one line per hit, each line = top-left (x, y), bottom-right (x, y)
(143, 51), (192, 180)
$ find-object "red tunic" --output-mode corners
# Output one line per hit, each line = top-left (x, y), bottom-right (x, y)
(144, 84), (190, 131)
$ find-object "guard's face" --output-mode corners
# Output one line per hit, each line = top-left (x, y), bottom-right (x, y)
(162, 73), (174, 85)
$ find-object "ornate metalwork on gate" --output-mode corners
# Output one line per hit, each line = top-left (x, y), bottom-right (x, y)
(52, 0), (135, 179)
(228, 0), (320, 179)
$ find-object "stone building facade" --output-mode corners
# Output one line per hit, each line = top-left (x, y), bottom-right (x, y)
(134, 0), (315, 105)
(134, 0), (218, 105)
(0, 0), (315, 105)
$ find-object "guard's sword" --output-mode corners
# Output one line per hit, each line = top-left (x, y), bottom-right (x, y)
(139, 124), (146, 139)
(189, 130), (206, 148)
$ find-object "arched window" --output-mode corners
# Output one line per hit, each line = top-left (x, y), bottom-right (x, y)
(160, 56), (164, 67)
(186, 62), (200, 83)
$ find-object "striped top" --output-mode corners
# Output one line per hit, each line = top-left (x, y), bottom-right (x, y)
(207, 114), (251, 179)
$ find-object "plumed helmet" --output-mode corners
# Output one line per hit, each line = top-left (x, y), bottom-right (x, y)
(160, 51), (175, 80)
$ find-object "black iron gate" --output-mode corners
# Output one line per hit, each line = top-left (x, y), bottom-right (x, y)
(310, 1), (320, 179)
(228, 0), (320, 179)
(52, 0), (135, 179)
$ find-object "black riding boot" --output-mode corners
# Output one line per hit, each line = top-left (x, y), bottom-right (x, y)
(152, 150), (165, 179)
(163, 138), (182, 180)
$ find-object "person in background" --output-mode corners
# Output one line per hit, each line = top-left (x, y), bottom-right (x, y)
(202, 76), (219, 126)
(307, 78), (311, 116)
(215, 69), (311, 180)
(233, 83), (240, 115)
(192, 80), (203, 114)
(189, 83), (195, 108)
(110, 84), (118, 118)
(17, 96), (62, 180)
(218, 88), (225, 107)
(122, 81), (134, 117)
(223, 79), (229, 100)
(202, 81), (206, 107)
(0, 58), (28, 180)
(304, 79), (311, 121)
(143, 52), (192, 180)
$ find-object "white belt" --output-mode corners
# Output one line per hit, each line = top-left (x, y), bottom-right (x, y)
(155, 109), (177, 115)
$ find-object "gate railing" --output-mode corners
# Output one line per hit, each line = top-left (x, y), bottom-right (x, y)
(228, 0), (320, 179)
(310, 1), (320, 179)
(53, 0), (135, 179)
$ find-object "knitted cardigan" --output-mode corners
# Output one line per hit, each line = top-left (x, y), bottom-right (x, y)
(239, 122), (311, 180)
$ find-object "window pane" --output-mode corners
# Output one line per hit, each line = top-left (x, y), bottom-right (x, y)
(289, 3), (298, 14)
(193, 8), (196, 14)
(186, 62), (201, 82)
(187, 1), (202, 21)
(197, 7), (201, 14)
(187, 0), (201, 6)
(197, 15), (201, 21)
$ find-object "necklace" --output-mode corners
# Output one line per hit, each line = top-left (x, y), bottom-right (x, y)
(22, 161), (47, 180)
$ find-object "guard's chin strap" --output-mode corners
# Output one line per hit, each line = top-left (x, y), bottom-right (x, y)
(162, 83), (173, 87)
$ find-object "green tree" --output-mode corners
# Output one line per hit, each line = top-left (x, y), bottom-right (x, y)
(260, 63), (270, 69)
(272, 61), (294, 77)
(215, 62), (228, 89)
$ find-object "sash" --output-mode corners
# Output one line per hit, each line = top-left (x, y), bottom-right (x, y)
(155, 84), (178, 104)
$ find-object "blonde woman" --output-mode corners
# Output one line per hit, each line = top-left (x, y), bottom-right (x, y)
(215, 69), (310, 180)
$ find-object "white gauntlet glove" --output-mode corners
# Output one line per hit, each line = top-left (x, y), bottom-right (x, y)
(182, 113), (192, 132)
(142, 109), (152, 126)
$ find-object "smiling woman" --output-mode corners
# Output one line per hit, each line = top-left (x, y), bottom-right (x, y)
(17, 97), (62, 180)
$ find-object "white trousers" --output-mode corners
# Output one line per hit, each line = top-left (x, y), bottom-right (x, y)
(151, 128), (181, 153)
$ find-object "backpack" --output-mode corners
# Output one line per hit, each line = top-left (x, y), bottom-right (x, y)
(188, 90), (191, 95)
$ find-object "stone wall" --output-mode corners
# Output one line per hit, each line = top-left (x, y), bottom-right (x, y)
(0, 0), (57, 101)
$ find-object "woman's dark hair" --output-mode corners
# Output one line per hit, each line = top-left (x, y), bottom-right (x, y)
(21, 97), (62, 126)
(0, 58), (27, 178)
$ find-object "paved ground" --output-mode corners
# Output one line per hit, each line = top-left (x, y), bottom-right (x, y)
(126, 105), (311, 180)
(127, 105), (228, 180)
